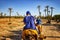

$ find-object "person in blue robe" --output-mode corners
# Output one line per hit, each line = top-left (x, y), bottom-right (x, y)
(23, 11), (36, 30)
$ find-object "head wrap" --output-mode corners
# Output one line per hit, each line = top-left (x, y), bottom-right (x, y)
(26, 11), (31, 15)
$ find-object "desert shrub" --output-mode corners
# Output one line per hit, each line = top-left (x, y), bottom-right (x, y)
(0, 16), (24, 18)
(45, 15), (52, 20)
(53, 14), (60, 22)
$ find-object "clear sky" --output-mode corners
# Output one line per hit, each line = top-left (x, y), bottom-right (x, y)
(0, 0), (60, 16)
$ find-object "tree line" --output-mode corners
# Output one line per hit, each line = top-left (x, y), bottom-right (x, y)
(0, 5), (60, 23)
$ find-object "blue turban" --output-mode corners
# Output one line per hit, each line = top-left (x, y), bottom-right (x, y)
(26, 11), (31, 15)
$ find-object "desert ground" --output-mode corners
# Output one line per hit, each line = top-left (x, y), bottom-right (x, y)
(0, 18), (60, 40)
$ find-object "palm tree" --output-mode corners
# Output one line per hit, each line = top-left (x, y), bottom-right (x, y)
(50, 7), (54, 17)
(16, 12), (19, 16)
(44, 9), (46, 17)
(37, 5), (41, 18)
(8, 8), (12, 22)
(4, 13), (6, 16)
(45, 5), (49, 16)
(1, 12), (3, 17)
(45, 5), (51, 23)
(48, 11), (50, 16)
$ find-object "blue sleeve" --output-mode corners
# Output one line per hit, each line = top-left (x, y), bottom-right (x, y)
(31, 16), (35, 21)
(23, 17), (26, 23)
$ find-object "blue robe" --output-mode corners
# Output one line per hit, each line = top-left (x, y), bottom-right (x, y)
(23, 16), (36, 30)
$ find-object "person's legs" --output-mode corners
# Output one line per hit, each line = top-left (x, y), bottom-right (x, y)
(37, 25), (42, 34)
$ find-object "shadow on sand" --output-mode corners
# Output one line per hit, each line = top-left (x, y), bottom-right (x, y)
(0, 30), (22, 40)
(8, 30), (23, 40)
(46, 36), (60, 38)
(1, 30), (23, 40)
(42, 23), (60, 31)
(42, 23), (60, 38)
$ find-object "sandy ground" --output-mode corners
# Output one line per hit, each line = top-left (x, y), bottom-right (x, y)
(0, 18), (60, 40)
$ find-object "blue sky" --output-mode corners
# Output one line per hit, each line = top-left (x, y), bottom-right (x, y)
(0, 0), (60, 16)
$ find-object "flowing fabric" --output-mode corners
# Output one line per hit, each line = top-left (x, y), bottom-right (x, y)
(23, 16), (36, 30)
